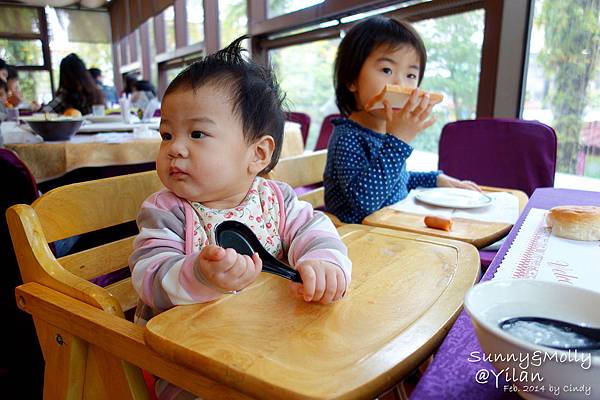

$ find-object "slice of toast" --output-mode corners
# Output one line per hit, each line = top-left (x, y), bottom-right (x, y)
(365, 84), (444, 111)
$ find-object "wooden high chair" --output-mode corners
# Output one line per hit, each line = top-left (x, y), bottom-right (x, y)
(6, 171), (250, 399)
(270, 149), (343, 226)
(8, 170), (480, 400)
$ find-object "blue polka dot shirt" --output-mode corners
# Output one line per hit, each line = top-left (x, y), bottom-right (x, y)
(323, 118), (442, 224)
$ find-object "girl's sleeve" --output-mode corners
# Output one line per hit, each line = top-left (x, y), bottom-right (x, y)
(270, 181), (352, 290)
(332, 131), (413, 217)
(129, 191), (222, 311)
(407, 171), (442, 191)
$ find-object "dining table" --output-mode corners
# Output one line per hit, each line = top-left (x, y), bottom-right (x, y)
(144, 224), (481, 400)
(362, 186), (528, 249)
(4, 121), (304, 183)
(410, 187), (600, 400)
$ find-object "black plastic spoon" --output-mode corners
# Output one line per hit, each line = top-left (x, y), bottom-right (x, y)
(214, 220), (302, 283)
(500, 316), (600, 351)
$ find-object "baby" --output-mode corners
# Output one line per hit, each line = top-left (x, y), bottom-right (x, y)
(130, 36), (352, 327)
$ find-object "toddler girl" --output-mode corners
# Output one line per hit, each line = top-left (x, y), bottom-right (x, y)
(324, 16), (479, 223)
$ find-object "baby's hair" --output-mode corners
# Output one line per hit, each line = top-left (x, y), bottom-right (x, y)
(165, 35), (285, 173)
(0, 78), (7, 93)
(334, 16), (427, 116)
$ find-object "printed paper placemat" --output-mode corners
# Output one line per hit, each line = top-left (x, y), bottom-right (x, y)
(493, 208), (600, 293)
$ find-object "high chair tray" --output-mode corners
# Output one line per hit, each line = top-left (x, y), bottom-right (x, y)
(144, 224), (479, 400)
(363, 186), (528, 249)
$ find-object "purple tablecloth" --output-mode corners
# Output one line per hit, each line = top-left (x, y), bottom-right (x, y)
(411, 188), (600, 400)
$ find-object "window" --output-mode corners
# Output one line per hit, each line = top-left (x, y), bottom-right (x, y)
(270, 38), (340, 150)
(47, 8), (113, 87)
(268, 0), (324, 19)
(410, 10), (484, 167)
(186, 0), (204, 45)
(0, 5), (40, 34)
(522, 0), (600, 183)
(0, 5), (53, 105)
(220, 0), (247, 48)
(18, 71), (53, 104)
(164, 6), (176, 52)
(0, 39), (44, 66)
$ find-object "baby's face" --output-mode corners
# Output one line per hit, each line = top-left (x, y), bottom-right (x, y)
(157, 84), (257, 208)
(349, 44), (420, 117)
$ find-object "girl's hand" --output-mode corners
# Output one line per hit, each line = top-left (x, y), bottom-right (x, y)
(384, 89), (436, 143)
(197, 245), (262, 292)
(291, 260), (346, 304)
(437, 173), (481, 192)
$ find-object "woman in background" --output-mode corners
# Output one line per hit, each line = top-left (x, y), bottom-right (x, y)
(43, 53), (104, 115)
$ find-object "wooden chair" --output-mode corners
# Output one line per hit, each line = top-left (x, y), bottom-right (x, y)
(8, 171), (162, 399)
(270, 150), (342, 226)
(6, 170), (292, 399)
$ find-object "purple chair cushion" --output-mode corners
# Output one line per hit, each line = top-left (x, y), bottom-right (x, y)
(438, 119), (557, 197)
(285, 112), (311, 145)
(315, 113), (343, 151)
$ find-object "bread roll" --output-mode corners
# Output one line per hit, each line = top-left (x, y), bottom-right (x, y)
(365, 84), (444, 111)
(546, 205), (600, 241)
(63, 108), (82, 117)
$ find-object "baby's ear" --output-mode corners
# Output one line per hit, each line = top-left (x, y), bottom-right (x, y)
(249, 135), (275, 175)
(348, 81), (357, 93)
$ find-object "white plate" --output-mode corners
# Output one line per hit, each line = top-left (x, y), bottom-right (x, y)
(84, 115), (123, 123)
(414, 188), (492, 209)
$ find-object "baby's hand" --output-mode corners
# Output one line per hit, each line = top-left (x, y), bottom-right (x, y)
(384, 89), (436, 143)
(437, 173), (481, 192)
(197, 245), (262, 292)
(292, 260), (346, 304)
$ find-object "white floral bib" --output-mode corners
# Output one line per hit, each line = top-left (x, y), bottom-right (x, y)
(189, 177), (283, 259)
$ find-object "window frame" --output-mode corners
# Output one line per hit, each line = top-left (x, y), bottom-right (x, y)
(0, 5), (55, 94)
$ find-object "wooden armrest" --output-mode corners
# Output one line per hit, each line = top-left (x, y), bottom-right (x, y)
(16, 282), (251, 400)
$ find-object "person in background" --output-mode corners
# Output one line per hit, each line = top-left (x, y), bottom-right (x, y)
(89, 67), (118, 106)
(0, 58), (7, 81)
(6, 66), (25, 108)
(130, 79), (157, 111)
(0, 79), (8, 121)
(123, 72), (139, 97)
(42, 53), (104, 115)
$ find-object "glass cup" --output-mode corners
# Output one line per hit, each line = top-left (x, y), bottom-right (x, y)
(92, 104), (106, 117)
(6, 108), (19, 122)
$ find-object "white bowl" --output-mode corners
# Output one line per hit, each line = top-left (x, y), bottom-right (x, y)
(465, 280), (600, 400)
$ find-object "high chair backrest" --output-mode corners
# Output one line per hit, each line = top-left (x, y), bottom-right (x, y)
(438, 119), (557, 197)
(7, 170), (164, 317)
(270, 150), (342, 226)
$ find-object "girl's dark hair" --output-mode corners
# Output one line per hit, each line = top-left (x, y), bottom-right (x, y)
(57, 53), (104, 113)
(134, 80), (156, 96)
(165, 35), (285, 173)
(334, 16), (427, 116)
(0, 78), (7, 93)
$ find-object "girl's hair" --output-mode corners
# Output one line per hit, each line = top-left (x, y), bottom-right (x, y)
(334, 16), (427, 116)
(57, 53), (104, 112)
(0, 78), (7, 93)
(165, 35), (285, 173)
